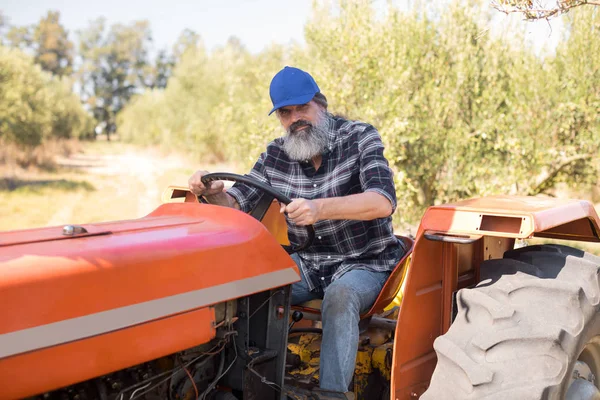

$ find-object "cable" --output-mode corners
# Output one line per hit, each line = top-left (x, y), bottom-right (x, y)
(131, 333), (237, 400)
(289, 328), (322, 335)
(129, 368), (179, 400)
(129, 351), (221, 400)
(198, 335), (239, 400)
(116, 340), (226, 400)
(248, 290), (284, 319)
(246, 365), (283, 393)
(182, 363), (199, 399)
(129, 382), (152, 399)
(245, 350), (283, 394)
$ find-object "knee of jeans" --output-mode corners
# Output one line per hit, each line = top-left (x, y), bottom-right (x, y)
(322, 282), (360, 316)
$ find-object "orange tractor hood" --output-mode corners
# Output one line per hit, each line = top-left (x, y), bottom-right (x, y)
(0, 203), (299, 398)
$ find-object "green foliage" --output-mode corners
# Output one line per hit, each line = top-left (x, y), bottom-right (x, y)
(32, 11), (73, 77)
(0, 178), (95, 193)
(5, 25), (32, 52)
(77, 18), (170, 139)
(172, 29), (202, 62)
(300, 1), (600, 223)
(118, 38), (285, 162)
(1, 0), (591, 223)
(544, 7), (600, 190)
(5, 11), (73, 77)
(116, 0), (600, 224)
(141, 49), (174, 89)
(0, 45), (93, 146)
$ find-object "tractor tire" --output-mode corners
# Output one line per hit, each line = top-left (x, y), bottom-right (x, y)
(421, 244), (600, 400)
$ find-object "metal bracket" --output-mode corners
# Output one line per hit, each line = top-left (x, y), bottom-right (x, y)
(62, 225), (88, 236)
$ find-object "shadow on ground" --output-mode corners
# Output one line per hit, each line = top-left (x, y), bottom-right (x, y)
(0, 178), (96, 193)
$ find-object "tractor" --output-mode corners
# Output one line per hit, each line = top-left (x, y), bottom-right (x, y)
(1, 173), (600, 400)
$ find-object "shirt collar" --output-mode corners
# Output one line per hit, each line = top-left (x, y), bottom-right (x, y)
(323, 112), (337, 155)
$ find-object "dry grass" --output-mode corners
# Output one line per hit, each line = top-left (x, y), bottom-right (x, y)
(0, 140), (238, 231)
(0, 139), (82, 173)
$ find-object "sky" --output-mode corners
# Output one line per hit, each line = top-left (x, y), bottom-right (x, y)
(2, 0), (312, 54)
(1, 0), (564, 56)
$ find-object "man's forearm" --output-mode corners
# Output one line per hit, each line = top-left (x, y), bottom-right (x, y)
(315, 192), (392, 221)
(205, 192), (241, 210)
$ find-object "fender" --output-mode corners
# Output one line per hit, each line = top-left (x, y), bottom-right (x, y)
(391, 195), (600, 399)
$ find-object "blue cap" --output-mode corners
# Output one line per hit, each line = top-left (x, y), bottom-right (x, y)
(268, 66), (320, 115)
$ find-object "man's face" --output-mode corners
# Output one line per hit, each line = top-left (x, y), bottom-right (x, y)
(276, 100), (322, 134)
(277, 101), (329, 162)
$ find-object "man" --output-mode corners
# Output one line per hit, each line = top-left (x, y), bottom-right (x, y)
(188, 66), (405, 394)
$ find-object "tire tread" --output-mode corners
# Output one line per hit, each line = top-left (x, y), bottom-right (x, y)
(421, 244), (600, 400)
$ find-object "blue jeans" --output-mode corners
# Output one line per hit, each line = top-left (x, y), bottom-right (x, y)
(290, 254), (389, 392)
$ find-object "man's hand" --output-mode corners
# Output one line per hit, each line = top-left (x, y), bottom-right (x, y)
(188, 170), (224, 197)
(280, 198), (321, 226)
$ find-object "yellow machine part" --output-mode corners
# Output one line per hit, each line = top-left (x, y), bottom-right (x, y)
(371, 342), (393, 381)
(383, 254), (411, 311)
(287, 327), (393, 399)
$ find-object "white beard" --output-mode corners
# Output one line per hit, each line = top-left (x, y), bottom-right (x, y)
(282, 111), (329, 162)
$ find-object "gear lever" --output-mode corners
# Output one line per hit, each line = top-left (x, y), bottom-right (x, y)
(288, 310), (304, 331)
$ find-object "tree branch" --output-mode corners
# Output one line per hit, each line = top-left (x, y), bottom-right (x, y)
(492, 1), (600, 20)
(528, 154), (592, 195)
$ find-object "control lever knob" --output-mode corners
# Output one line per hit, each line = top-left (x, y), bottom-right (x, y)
(291, 310), (303, 322)
(289, 310), (304, 331)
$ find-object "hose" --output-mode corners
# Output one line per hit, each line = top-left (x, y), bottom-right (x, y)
(289, 328), (322, 335)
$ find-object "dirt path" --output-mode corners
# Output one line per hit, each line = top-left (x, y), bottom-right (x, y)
(0, 143), (205, 231)
(56, 149), (185, 218)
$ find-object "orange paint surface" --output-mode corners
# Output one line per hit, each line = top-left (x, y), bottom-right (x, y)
(390, 196), (600, 399)
(0, 202), (300, 398)
(0, 203), (297, 334)
(0, 307), (215, 399)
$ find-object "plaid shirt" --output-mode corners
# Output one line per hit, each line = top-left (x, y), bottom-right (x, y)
(227, 114), (406, 292)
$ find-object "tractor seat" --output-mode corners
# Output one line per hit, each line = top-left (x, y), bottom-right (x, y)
(293, 235), (414, 319)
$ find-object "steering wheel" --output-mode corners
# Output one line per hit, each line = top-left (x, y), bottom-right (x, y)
(200, 172), (314, 254)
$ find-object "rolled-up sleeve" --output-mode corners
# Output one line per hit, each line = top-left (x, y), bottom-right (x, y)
(358, 126), (397, 213)
(226, 152), (269, 213)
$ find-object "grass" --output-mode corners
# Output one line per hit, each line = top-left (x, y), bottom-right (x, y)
(0, 178), (95, 193)
(0, 171), (119, 231)
(0, 140), (238, 231)
(2, 189), (84, 232)
(0, 139), (82, 172)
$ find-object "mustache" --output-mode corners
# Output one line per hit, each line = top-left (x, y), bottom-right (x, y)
(289, 120), (313, 134)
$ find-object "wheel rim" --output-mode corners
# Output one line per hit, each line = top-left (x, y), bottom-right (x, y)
(566, 336), (600, 400)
